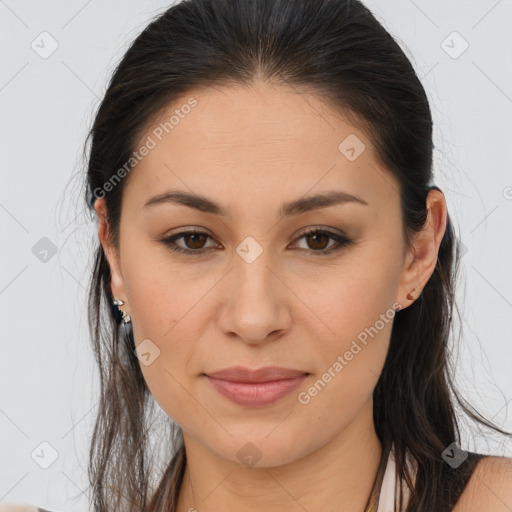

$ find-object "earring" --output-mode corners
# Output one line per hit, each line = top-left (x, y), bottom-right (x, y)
(406, 287), (423, 302)
(113, 298), (131, 324)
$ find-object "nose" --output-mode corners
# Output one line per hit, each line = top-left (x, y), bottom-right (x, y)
(217, 254), (292, 345)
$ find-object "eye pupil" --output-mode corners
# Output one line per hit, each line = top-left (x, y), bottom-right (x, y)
(186, 233), (207, 249)
(307, 232), (329, 250)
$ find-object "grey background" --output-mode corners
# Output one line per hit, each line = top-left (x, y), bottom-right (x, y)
(1, 0), (511, 510)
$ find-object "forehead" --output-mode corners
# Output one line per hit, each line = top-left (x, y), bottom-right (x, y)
(147, 81), (366, 153)
(124, 82), (399, 214)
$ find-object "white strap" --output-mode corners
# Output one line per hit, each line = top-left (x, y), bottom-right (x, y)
(376, 446), (415, 512)
(376, 448), (397, 512)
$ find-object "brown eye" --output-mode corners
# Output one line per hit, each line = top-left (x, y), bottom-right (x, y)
(161, 230), (218, 255)
(293, 229), (354, 255)
(181, 232), (208, 249)
(304, 231), (331, 251)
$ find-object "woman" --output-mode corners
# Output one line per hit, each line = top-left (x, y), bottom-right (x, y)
(6, 0), (511, 511)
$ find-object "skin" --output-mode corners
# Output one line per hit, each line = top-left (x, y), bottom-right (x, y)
(95, 81), (448, 511)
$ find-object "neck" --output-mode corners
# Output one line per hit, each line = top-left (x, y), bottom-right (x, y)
(176, 398), (383, 512)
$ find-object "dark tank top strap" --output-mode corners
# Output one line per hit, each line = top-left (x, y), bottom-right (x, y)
(442, 451), (488, 509)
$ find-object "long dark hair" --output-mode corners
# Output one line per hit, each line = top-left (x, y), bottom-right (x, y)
(82, 0), (511, 510)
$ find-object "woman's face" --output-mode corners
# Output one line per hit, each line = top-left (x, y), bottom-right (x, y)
(96, 81), (432, 468)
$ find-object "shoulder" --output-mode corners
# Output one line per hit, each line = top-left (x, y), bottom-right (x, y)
(453, 455), (512, 511)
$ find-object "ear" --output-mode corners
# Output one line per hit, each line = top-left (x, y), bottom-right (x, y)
(94, 198), (130, 315)
(396, 188), (448, 310)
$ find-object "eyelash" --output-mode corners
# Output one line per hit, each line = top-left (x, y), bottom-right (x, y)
(160, 228), (354, 256)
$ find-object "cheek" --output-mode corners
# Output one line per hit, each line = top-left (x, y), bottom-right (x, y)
(311, 295), (394, 398)
(121, 237), (194, 333)
(306, 259), (398, 343)
(301, 255), (399, 396)
(130, 288), (202, 431)
(295, 281), (396, 442)
(121, 244), (214, 421)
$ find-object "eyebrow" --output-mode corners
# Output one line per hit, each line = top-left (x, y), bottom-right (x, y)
(143, 189), (369, 217)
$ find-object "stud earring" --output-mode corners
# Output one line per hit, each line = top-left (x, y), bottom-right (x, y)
(406, 287), (423, 302)
(113, 298), (131, 324)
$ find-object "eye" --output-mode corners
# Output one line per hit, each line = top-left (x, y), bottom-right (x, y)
(160, 228), (354, 256)
(292, 228), (354, 255)
(161, 230), (218, 255)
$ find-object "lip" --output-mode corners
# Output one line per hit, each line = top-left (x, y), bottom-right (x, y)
(204, 366), (310, 407)
(205, 365), (308, 383)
